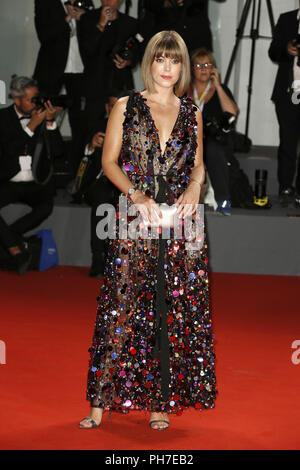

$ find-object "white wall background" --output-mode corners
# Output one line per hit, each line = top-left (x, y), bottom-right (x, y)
(0, 0), (298, 144)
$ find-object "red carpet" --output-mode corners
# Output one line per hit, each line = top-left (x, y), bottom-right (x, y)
(0, 266), (299, 450)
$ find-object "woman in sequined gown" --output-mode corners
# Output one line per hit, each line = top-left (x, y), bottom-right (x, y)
(79, 31), (217, 431)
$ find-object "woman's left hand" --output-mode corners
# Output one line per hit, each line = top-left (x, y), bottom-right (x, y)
(175, 182), (201, 218)
(210, 67), (221, 88)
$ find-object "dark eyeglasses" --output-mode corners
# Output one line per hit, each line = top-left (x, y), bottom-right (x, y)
(193, 62), (213, 69)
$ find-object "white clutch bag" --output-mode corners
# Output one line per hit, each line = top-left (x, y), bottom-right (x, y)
(143, 203), (178, 228)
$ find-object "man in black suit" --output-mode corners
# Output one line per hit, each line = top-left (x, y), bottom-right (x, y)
(79, 0), (139, 127)
(81, 90), (123, 278)
(269, 4), (300, 207)
(71, 90), (121, 277)
(33, 0), (94, 176)
(0, 76), (63, 275)
(139, 0), (226, 53)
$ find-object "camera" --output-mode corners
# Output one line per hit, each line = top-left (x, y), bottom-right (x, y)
(204, 112), (236, 144)
(292, 34), (300, 67)
(112, 33), (144, 62)
(31, 94), (72, 110)
(168, 0), (180, 8)
(64, 0), (94, 12)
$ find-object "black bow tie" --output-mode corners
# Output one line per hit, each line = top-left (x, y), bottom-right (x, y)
(19, 116), (31, 120)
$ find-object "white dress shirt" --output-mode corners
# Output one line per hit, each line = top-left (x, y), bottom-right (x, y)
(293, 9), (300, 91)
(10, 106), (57, 183)
(60, 0), (84, 74)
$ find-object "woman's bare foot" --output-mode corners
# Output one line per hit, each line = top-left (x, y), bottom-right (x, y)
(79, 407), (104, 428)
(149, 412), (169, 430)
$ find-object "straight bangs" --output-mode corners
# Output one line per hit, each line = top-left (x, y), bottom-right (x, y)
(152, 37), (183, 63)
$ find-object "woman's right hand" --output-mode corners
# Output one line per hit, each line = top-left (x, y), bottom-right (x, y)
(130, 190), (162, 225)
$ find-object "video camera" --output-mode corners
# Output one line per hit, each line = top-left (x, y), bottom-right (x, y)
(204, 112), (236, 144)
(112, 33), (144, 62)
(31, 94), (72, 110)
(64, 0), (94, 12)
(292, 34), (300, 67)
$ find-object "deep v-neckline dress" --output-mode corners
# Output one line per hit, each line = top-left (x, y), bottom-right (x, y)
(142, 93), (182, 156)
(85, 91), (217, 415)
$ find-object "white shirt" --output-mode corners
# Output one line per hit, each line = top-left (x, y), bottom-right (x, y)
(60, 0), (84, 74)
(10, 106), (57, 183)
(293, 9), (300, 90)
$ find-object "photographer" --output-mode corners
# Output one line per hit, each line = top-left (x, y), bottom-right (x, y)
(268, 4), (300, 208)
(33, 0), (95, 176)
(79, 0), (139, 126)
(74, 90), (122, 277)
(188, 48), (239, 215)
(0, 76), (63, 275)
(139, 0), (226, 53)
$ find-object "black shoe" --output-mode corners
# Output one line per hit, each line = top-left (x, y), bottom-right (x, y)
(12, 250), (32, 275)
(89, 266), (104, 278)
(89, 255), (105, 278)
(279, 186), (294, 207)
(295, 191), (300, 208)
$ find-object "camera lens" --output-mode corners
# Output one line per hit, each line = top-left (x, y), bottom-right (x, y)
(255, 169), (268, 199)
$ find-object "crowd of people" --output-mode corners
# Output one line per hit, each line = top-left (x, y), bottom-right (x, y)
(0, 0), (299, 276)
